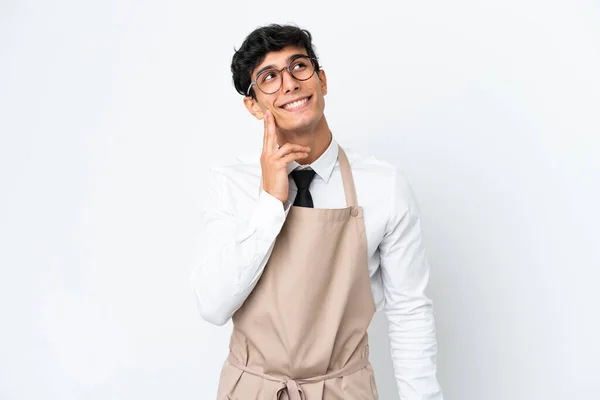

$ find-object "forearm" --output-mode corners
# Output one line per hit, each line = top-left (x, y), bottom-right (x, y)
(190, 189), (288, 326)
(190, 236), (278, 326)
(385, 295), (443, 400)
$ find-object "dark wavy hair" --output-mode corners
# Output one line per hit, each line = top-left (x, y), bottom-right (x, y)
(231, 24), (321, 99)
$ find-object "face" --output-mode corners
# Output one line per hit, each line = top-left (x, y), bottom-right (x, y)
(243, 45), (328, 134)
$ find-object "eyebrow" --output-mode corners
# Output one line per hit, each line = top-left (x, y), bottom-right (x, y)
(254, 53), (308, 79)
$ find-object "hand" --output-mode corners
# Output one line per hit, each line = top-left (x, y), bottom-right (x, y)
(260, 110), (311, 204)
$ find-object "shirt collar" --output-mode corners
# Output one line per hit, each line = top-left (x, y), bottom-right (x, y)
(286, 135), (339, 183)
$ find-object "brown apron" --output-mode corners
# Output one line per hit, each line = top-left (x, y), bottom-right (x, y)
(216, 147), (378, 400)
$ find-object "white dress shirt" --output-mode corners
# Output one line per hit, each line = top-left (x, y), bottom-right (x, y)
(190, 136), (443, 399)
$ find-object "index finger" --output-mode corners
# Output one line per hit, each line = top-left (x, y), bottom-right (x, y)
(262, 111), (269, 152)
(264, 110), (278, 154)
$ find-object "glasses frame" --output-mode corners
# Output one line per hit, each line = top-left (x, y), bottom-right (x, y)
(246, 56), (319, 96)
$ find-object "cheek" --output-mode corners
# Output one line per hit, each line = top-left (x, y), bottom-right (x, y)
(314, 94), (325, 110)
(269, 101), (280, 113)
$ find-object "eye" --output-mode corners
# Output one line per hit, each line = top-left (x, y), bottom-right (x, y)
(292, 61), (308, 70)
(259, 70), (278, 83)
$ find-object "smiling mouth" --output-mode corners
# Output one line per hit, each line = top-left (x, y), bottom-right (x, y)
(280, 95), (312, 111)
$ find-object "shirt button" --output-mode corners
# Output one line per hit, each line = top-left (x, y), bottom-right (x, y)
(351, 208), (359, 217)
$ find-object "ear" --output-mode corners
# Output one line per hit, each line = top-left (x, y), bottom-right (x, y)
(243, 96), (265, 120)
(318, 69), (328, 96)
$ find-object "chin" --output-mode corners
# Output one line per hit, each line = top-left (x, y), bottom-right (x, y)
(281, 118), (315, 133)
(282, 110), (322, 132)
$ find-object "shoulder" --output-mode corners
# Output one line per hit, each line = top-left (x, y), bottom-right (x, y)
(344, 146), (408, 188)
(206, 151), (262, 199)
(343, 146), (414, 215)
(344, 146), (397, 173)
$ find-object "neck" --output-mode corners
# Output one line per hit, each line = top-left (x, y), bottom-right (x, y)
(277, 115), (332, 165)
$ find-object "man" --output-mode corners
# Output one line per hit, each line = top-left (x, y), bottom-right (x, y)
(190, 24), (443, 399)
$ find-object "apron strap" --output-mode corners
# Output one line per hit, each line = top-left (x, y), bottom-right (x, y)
(337, 146), (358, 208)
(227, 351), (370, 400)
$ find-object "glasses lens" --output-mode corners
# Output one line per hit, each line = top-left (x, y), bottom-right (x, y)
(255, 57), (316, 94)
(257, 69), (281, 94)
(290, 57), (315, 81)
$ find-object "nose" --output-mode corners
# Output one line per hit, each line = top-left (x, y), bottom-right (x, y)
(281, 69), (300, 94)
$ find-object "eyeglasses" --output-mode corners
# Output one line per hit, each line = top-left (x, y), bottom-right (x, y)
(247, 56), (318, 96)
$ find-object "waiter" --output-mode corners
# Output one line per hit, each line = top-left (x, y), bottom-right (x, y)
(190, 24), (444, 400)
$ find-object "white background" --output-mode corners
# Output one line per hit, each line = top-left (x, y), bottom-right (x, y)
(1, 0), (599, 399)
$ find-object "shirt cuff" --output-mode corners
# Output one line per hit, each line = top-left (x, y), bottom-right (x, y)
(247, 190), (290, 240)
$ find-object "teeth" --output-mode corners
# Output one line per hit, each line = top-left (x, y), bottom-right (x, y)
(283, 97), (308, 110)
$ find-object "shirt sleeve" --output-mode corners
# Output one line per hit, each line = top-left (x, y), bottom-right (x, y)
(190, 167), (290, 326)
(378, 170), (444, 400)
